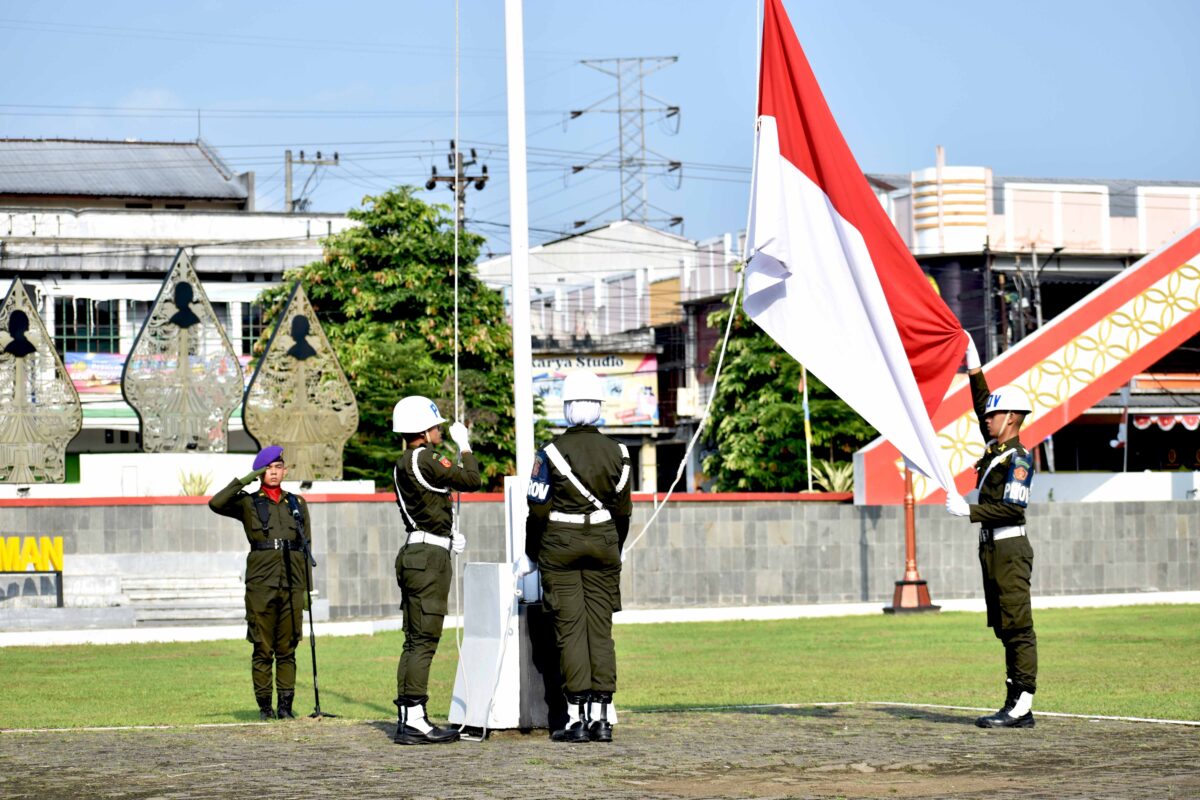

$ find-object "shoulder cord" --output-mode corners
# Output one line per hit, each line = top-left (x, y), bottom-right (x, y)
(411, 446), (449, 495)
(615, 443), (631, 492)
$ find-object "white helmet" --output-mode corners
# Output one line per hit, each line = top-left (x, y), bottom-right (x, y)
(392, 395), (446, 434)
(561, 370), (604, 403)
(985, 385), (1032, 415)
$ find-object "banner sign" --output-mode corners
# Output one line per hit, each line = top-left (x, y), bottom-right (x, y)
(533, 353), (659, 427)
(65, 352), (124, 394)
(67, 353), (255, 395)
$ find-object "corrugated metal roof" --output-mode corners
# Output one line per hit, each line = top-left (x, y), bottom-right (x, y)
(0, 138), (248, 200)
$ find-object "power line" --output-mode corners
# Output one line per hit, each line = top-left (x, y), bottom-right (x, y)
(0, 17), (580, 60)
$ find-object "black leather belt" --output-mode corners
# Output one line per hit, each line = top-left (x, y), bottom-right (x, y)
(251, 539), (303, 552)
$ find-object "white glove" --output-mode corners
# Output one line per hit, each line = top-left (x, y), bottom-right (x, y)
(450, 532), (466, 554)
(964, 331), (981, 370)
(946, 493), (971, 518)
(448, 421), (471, 452)
(513, 554), (535, 578)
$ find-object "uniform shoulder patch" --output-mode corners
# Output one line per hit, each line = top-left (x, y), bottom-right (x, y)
(1002, 453), (1034, 508)
(439, 457), (453, 468)
(527, 448), (552, 504)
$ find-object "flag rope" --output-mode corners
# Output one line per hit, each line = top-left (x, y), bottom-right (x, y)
(621, 270), (744, 556)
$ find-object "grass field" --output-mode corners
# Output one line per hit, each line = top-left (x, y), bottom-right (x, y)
(1, 605), (1196, 729)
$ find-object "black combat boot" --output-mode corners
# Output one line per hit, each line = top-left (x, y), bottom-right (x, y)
(589, 692), (613, 743)
(276, 691), (296, 720)
(256, 695), (276, 721)
(551, 693), (591, 743)
(393, 697), (461, 745)
(975, 682), (1035, 728)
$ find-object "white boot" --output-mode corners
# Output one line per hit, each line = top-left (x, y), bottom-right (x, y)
(976, 686), (1035, 728)
(394, 700), (460, 744)
(551, 694), (590, 742)
(403, 705), (433, 734)
(587, 700), (618, 725)
(1008, 690), (1034, 718)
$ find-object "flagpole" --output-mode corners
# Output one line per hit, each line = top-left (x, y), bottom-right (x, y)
(505, 0), (534, 479)
(801, 365), (812, 492)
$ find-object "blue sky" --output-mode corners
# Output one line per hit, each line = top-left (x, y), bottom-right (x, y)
(2, 1), (1197, 255)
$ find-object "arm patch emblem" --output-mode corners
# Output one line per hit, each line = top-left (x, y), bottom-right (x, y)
(439, 457), (453, 468)
(528, 450), (552, 504)
(1002, 455), (1034, 507)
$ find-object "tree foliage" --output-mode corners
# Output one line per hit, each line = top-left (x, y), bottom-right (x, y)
(256, 187), (518, 488)
(702, 293), (877, 492)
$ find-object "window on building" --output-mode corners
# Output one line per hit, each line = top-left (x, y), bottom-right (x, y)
(241, 302), (265, 355)
(54, 298), (120, 354)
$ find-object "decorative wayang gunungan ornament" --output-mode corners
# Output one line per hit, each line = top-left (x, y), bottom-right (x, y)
(243, 283), (358, 481)
(122, 249), (243, 452)
(0, 278), (82, 482)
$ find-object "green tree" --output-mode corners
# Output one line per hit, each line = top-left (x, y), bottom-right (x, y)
(702, 292), (877, 491)
(257, 187), (518, 488)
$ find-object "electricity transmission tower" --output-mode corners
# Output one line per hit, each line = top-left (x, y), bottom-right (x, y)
(570, 56), (681, 230)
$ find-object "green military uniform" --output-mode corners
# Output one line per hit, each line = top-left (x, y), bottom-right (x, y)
(526, 426), (633, 709)
(968, 371), (1038, 697)
(209, 478), (312, 711)
(391, 445), (480, 703)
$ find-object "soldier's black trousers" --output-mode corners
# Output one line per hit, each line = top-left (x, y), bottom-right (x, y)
(539, 521), (622, 696)
(396, 542), (452, 701)
(979, 535), (1038, 692)
(246, 585), (305, 698)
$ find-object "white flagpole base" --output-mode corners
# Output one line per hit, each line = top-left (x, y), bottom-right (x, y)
(448, 563), (567, 731)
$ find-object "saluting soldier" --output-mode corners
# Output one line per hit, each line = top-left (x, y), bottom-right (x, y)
(517, 370), (632, 743)
(209, 445), (312, 721)
(390, 395), (480, 745)
(946, 336), (1039, 728)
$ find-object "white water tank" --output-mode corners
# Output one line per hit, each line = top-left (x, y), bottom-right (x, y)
(911, 165), (991, 255)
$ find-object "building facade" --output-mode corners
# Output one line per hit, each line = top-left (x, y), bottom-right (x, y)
(0, 139), (354, 466)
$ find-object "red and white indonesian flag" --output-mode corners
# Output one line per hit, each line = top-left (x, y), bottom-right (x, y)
(744, 0), (964, 488)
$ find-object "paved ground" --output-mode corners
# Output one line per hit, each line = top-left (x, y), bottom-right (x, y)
(2, 704), (1198, 799)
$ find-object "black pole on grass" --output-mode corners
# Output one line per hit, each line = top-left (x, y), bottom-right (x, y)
(289, 500), (337, 719)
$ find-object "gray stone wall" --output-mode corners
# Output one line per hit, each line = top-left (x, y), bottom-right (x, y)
(1, 498), (1197, 620)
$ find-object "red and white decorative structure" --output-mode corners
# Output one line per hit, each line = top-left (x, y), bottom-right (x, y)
(856, 225), (1200, 504)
